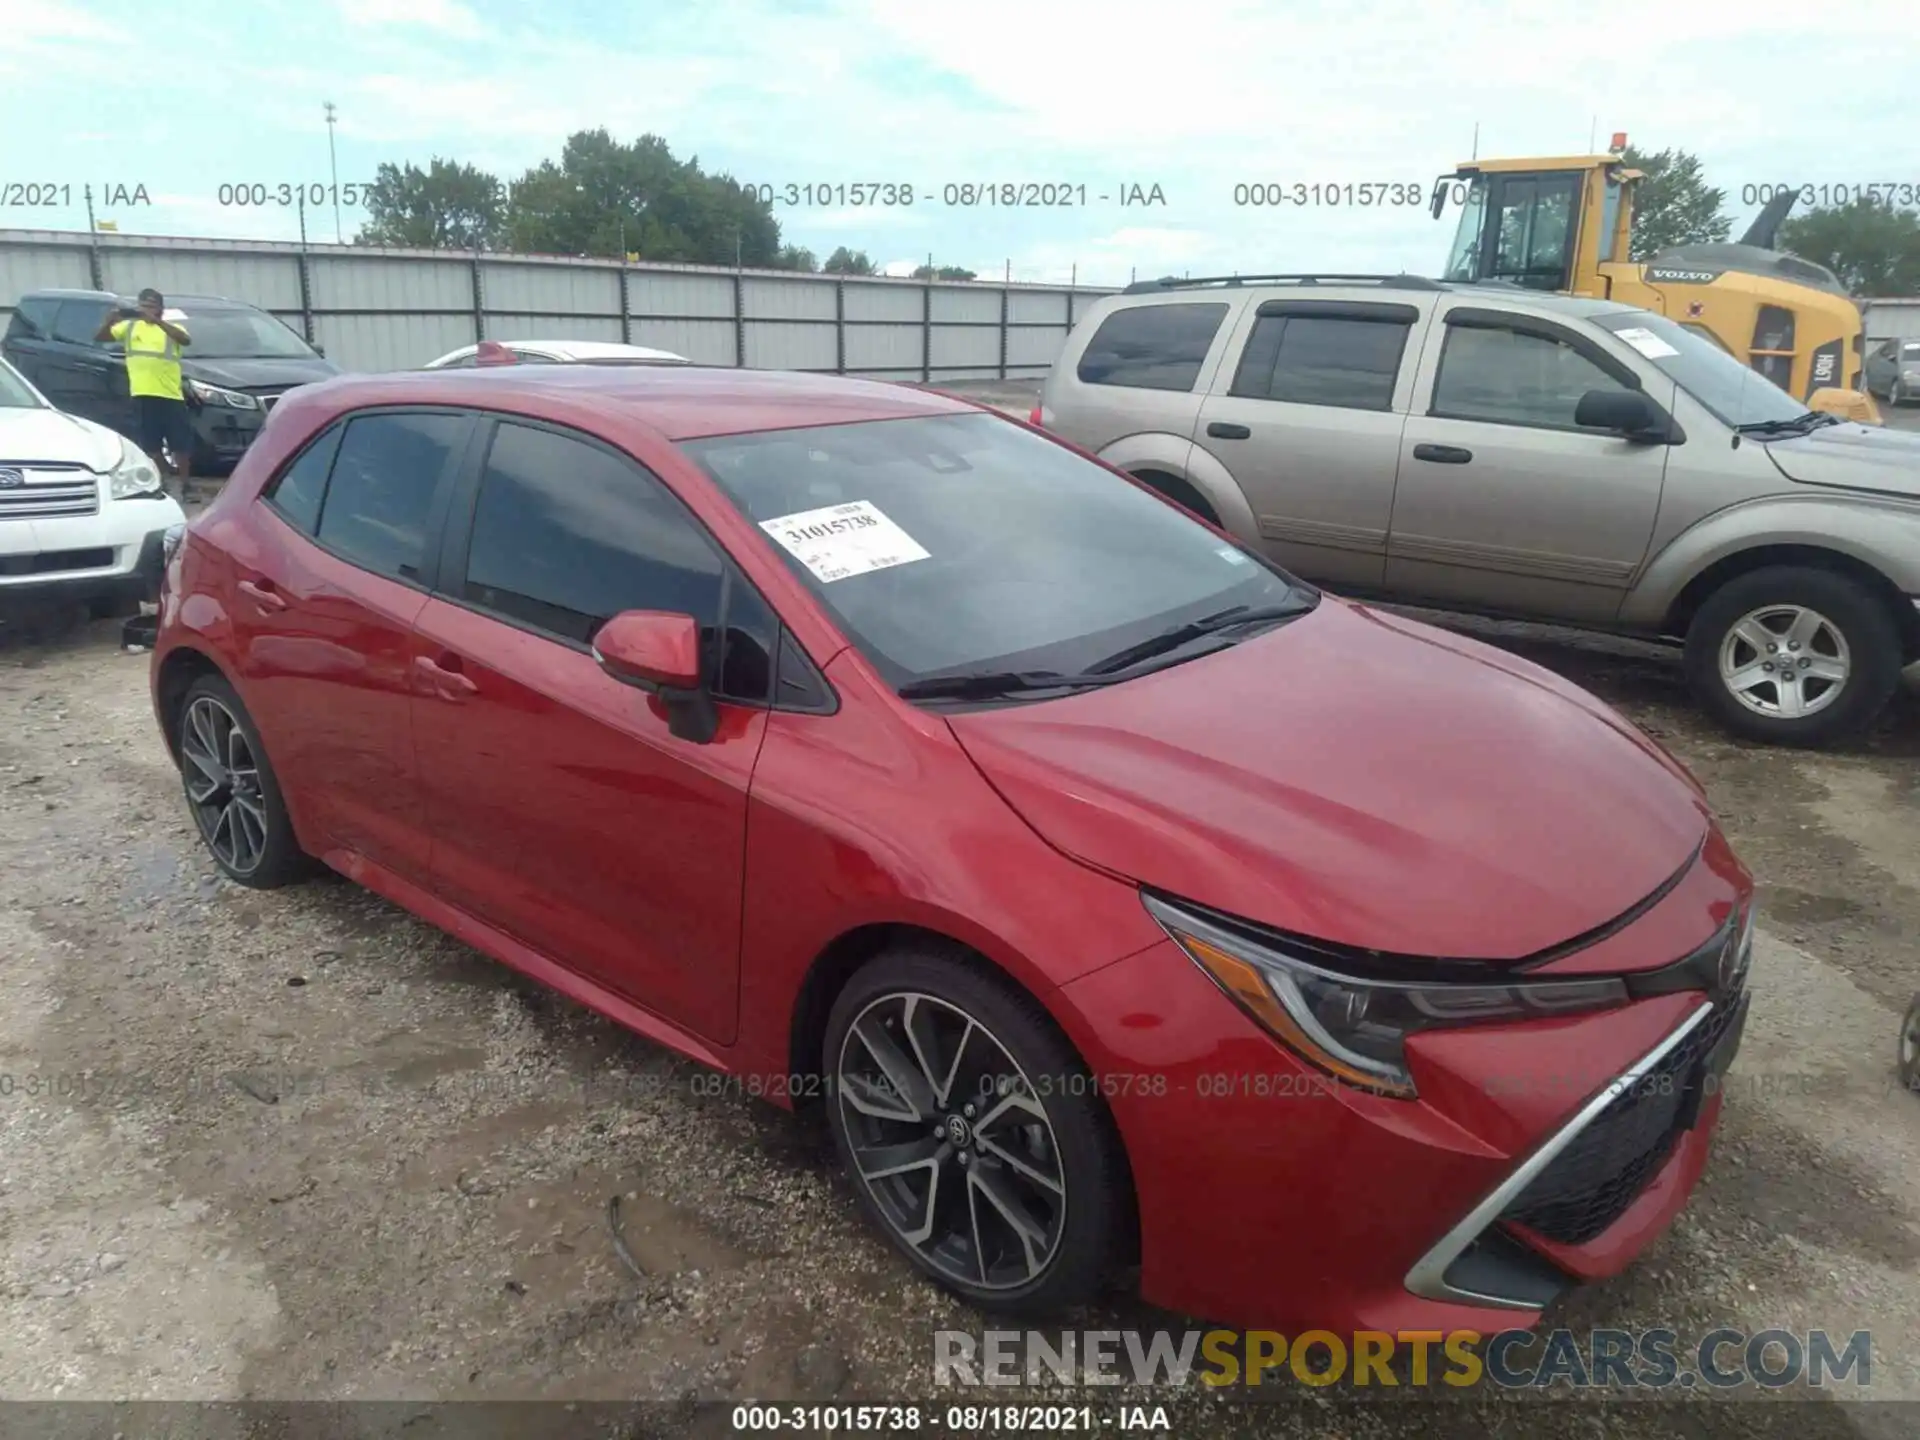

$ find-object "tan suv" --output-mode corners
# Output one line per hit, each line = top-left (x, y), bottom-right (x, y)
(1038, 274), (1920, 746)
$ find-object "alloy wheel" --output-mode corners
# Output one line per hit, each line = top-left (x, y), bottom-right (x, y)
(1901, 1003), (1920, 1089)
(1717, 603), (1851, 721)
(180, 695), (270, 875)
(835, 992), (1067, 1291)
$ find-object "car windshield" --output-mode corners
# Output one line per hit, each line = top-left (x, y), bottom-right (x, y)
(0, 361), (45, 409)
(683, 411), (1314, 692)
(1593, 310), (1806, 428)
(175, 308), (318, 360)
(1903, 342), (1920, 359)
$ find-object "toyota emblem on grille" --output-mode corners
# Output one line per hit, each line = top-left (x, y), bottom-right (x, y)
(0, 467), (24, 489)
(1715, 933), (1745, 997)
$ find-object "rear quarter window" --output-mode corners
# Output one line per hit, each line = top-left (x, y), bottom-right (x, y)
(1075, 303), (1228, 392)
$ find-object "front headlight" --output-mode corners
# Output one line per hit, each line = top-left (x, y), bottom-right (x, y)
(186, 378), (258, 410)
(109, 438), (165, 499)
(1144, 894), (1628, 1098)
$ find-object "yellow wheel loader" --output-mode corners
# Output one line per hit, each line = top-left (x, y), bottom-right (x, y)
(1430, 138), (1881, 423)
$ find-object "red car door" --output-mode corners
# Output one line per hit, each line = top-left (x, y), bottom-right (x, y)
(408, 418), (774, 1045)
(224, 409), (472, 882)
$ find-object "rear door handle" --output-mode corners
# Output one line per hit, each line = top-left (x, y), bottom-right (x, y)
(1413, 443), (1473, 464)
(1206, 422), (1251, 440)
(414, 652), (478, 699)
(236, 578), (288, 612)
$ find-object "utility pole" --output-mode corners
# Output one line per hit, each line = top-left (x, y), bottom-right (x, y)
(324, 101), (343, 242)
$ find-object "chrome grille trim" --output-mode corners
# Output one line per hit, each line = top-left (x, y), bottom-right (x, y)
(0, 464), (101, 520)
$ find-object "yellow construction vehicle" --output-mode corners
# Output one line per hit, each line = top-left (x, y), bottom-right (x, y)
(1430, 136), (1881, 423)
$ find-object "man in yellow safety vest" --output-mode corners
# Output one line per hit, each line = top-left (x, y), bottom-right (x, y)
(95, 288), (194, 497)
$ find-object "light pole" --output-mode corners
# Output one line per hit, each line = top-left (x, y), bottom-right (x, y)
(323, 101), (342, 242)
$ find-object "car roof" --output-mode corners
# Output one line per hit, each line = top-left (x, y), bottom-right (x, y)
(23, 287), (254, 310)
(1104, 277), (1634, 323)
(300, 364), (976, 440)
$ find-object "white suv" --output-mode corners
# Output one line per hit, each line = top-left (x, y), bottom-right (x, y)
(0, 356), (186, 620)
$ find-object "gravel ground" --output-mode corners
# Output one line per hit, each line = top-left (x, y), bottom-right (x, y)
(1, 422), (1918, 1437)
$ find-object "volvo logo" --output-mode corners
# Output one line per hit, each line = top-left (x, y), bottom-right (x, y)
(943, 1114), (972, 1148)
(0, 467), (24, 489)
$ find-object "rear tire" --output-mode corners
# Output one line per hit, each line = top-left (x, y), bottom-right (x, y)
(1131, 470), (1221, 527)
(175, 673), (311, 888)
(1683, 566), (1902, 747)
(822, 944), (1129, 1316)
(1899, 994), (1920, 1096)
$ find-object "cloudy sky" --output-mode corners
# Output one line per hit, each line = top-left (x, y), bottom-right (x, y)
(2, 0), (1911, 285)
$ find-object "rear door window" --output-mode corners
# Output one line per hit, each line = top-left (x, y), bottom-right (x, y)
(262, 426), (345, 535)
(1075, 303), (1228, 392)
(1228, 314), (1411, 411)
(313, 412), (468, 583)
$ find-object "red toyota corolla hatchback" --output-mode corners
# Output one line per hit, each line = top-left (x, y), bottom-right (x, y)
(149, 364), (1752, 1334)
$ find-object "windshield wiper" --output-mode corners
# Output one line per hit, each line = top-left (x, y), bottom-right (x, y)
(1736, 411), (1838, 436)
(896, 669), (1114, 701)
(1082, 600), (1314, 676)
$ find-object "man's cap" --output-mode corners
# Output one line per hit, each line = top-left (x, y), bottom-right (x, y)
(138, 288), (163, 305)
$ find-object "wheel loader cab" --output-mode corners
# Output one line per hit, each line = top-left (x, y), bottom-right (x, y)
(1434, 155), (1633, 296)
(1431, 148), (1881, 424)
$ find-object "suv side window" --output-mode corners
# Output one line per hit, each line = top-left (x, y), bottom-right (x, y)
(52, 300), (113, 347)
(6, 297), (59, 340)
(1431, 320), (1632, 431)
(314, 412), (467, 582)
(1228, 313), (1410, 411)
(262, 425), (345, 535)
(458, 420), (774, 704)
(1076, 303), (1228, 392)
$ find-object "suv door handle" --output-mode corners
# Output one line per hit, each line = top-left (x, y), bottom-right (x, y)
(414, 652), (478, 699)
(236, 578), (288, 612)
(1206, 422), (1251, 440)
(1413, 443), (1473, 464)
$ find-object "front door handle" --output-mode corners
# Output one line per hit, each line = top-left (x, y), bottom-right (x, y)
(414, 652), (478, 699)
(1206, 421), (1252, 440)
(236, 578), (288, 612)
(1413, 443), (1473, 464)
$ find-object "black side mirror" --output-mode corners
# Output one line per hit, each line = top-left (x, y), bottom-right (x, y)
(312, 343), (327, 358)
(1429, 178), (1451, 220)
(1575, 388), (1677, 443)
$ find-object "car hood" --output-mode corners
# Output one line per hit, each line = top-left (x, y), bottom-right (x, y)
(1764, 421), (1920, 499)
(183, 356), (340, 389)
(945, 600), (1710, 963)
(0, 406), (125, 470)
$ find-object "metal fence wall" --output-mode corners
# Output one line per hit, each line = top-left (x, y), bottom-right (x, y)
(0, 229), (1117, 379)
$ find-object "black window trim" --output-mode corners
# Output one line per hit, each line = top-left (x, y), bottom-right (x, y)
(1474, 171), (1584, 292)
(1227, 301), (1419, 411)
(431, 410), (832, 714)
(1427, 307), (1645, 435)
(257, 405), (474, 593)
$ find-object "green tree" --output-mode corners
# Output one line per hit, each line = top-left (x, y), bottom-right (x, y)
(911, 264), (976, 280)
(822, 246), (877, 276)
(358, 158), (505, 249)
(777, 245), (819, 272)
(1779, 197), (1920, 295)
(503, 130), (783, 266)
(1621, 146), (1731, 259)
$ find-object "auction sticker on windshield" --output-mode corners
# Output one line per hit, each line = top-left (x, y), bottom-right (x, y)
(761, 500), (931, 584)
(1615, 326), (1681, 359)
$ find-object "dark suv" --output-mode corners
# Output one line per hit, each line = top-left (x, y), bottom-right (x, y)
(2, 289), (341, 472)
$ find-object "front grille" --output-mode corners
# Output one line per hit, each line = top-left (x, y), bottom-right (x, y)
(1501, 995), (1744, 1245)
(0, 547), (115, 577)
(0, 463), (99, 520)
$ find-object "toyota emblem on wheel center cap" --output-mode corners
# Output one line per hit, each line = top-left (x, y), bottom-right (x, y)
(944, 1114), (971, 1147)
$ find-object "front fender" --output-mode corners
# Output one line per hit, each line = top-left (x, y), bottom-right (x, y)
(1623, 492), (1920, 629)
(1095, 431), (1261, 545)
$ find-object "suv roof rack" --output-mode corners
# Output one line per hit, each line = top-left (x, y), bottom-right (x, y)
(1120, 272), (1447, 295)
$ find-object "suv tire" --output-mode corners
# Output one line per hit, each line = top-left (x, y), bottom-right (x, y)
(822, 944), (1129, 1316)
(1131, 470), (1220, 527)
(176, 673), (312, 888)
(1684, 566), (1902, 746)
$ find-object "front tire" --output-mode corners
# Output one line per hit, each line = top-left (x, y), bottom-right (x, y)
(1892, 377), (1907, 408)
(822, 945), (1129, 1315)
(176, 674), (309, 888)
(1683, 566), (1902, 746)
